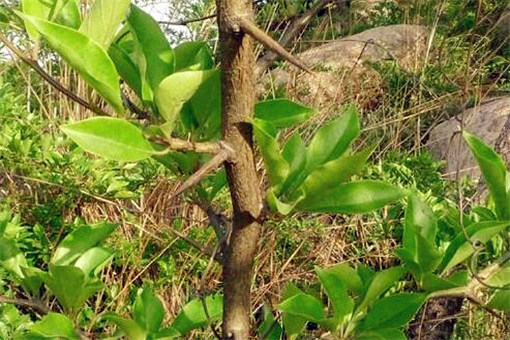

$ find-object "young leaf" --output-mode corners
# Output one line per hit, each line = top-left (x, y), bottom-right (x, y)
(133, 288), (165, 333)
(103, 313), (148, 340)
(61, 117), (156, 162)
(253, 119), (289, 187)
(257, 304), (283, 340)
(17, 13), (124, 113)
(174, 41), (214, 71)
(51, 222), (117, 266)
(128, 5), (174, 91)
(301, 147), (373, 202)
(281, 284), (308, 340)
(169, 294), (223, 335)
(356, 293), (427, 332)
(279, 132), (307, 195)
(74, 247), (113, 278)
(155, 70), (216, 130)
(355, 267), (404, 314)
(55, 0), (81, 29)
(29, 313), (80, 340)
(356, 328), (407, 340)
(0, 237), (27, 278)
(463, 131), (510, 219)
(21, 0), (52, 40)
(266, 188), (304, 215)
(278, 293), (324, 322)
(297, 181), (404, 214)
(44, 265), (103, 312)
(254, 99), (315, 128)
(405, 193), (438, 250)
(316, 266), (354, 324)
(79, 0), (130, 49)
(487, 289), (510, 312)
(306, 104), (359, 171)
(439, 221), (510, 274)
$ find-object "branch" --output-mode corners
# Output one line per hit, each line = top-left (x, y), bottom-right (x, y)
(237, 16), (313, 75)
(0, 295), (49, 315)
(150, 136), (222, 154)
(0, 33), (110, 117)
(171, 145), (231, 198)
(256, 0), (336, 74)
(159, 13), (216, 26)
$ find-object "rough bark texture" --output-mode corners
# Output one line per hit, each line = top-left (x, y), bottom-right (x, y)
(216, 0), (264, 338)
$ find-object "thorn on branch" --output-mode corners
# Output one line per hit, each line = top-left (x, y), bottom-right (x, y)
(159, 13), (217, 26)
(237, 16), (313, 75)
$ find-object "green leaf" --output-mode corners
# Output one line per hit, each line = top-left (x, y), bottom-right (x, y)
(316, 266), (353, 325)
(29, 313), (80, 340)
(128, 5), (174, 91)
(55, 0), (81, 29)
(281, 284), (307, 340)
(356, 267), (404, 314)
(420, 273), (464, 292)
(297, 180), (404, 214)
(17, 13), (124, 113)
(486, 262), (510, 288)
(186, 70), (221, 138)
(156, 327), (181, 339)
(405, 194), (438, 249)
(439, 221), (510, 274)
(109, 43), (143, 99)
(103, 313), (148, 340)
(306, 104), (359, 172)
(44, 265), (102, 312)
(133, 288), (165, 333)
(257, 304), (283, 340)
(21, 0), (52, 40)
(301, 147), (373, 202)
(0, 237), (27, 278)
(356, 328), (407, 340)
(74, 247), (113, 278)
(266, 188), (304, 215)
(463, 131), (509, 219)
(278, 293), (324, 322)
(20, 267), (44, 297)
(357, 293), (427, 331)
(174, 41), (214, 71)
(79, 0), (130, 48)
(488, 289), (510, 312)
(169, 294), (223, 335)
(322, 263), (364, 295)
(52, 222), (117, 266)
(61, 117), (156, 162)
(155, 70), (216, 130)
(255, 99), (315, 128)
(253, 119), (289, 187)
(279, 133), (307, 195)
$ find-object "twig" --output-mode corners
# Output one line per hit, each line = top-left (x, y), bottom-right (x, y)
(237, 16), (313, 75)
(159, 13), (217, 26)
(122, 93), (149, 120)
(150, 136), (222, 154)
(0, 33), (110, 116)
(0, 296), (49, 315)
(256, 0), (336, 74)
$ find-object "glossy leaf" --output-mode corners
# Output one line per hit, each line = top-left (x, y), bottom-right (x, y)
(133, 288), (165, 333)
(103, 314), (148, 340)
(253, 119), (289, 187)
(52, 222), (117, 266)
(439, 221), (510, 274)
(174, 41), (214, 71)
(74, 247), (113, 277)
(279, 132), (307, 195)
(254, 99), (315, 128)
(55, 0), (81, 29)
(21, 0), (51, 40)
(128, 5), (174, 91)
(278, 292), (324, 322)
(356, 267), (404, 314)
(356, 328), (407, 340)
(61, 117), (156, 162)
(155, 70), (216, 130)
(316, 266), (353, 324)
(44, 265), (103, 312)
(488, 289), (510, 312)
(301, 147), (373, 202)
(357, 293), (427, 331)
(29, 313), (80, 340)
(257, 304), (283, 340)
(297, 180), (404, 214)
(463, 131), (509, 219)
(18, 13), (124, 113)
(169, 294), (223, 335)
(306, 104), (359, 172)
(79, 0), (130, 48)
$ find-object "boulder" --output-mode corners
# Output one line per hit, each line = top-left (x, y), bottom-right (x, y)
(427, 96), (510, 178)
(261, 25), (430, 112)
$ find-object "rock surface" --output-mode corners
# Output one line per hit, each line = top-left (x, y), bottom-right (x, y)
(427, 96), (510, 178)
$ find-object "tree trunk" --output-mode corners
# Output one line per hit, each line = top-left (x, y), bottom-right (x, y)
(216, 0), (263, 338)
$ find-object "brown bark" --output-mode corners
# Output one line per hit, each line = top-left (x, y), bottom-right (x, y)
(216, 0), (264, 338)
